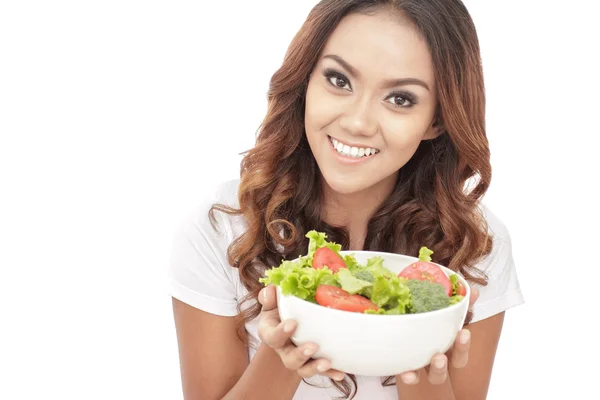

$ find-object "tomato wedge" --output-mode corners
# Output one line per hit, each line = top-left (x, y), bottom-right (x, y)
(398, 261), (452, 296)
(399, 262), (452, 296)
(315, 285), (379, 313)
(312, 247), (347, 273)
(456, 283), (467, 296)
(398, 247), (452, 296)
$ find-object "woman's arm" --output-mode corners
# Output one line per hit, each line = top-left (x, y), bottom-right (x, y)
(223, 343), (302, 400)
(395, 312), (505, 400)
(172, 298), (301, 400)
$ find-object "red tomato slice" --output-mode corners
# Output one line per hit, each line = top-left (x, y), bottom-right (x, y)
(315, 285), (379, 313)
(457, 283), (467, 296)
(398, 261), (453, 296)
(312, 247), (347, 273)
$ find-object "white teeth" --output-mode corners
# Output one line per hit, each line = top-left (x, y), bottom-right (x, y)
(329, 136), (378, 158)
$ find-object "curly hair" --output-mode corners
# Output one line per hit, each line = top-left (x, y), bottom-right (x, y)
(210, 0), (493, 398)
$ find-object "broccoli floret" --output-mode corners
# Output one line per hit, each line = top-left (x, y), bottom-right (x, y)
(354, 270), (375, 283)
(407, 280), (450, 313)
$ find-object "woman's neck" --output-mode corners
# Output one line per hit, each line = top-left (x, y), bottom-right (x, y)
(320, 174), (397, 250)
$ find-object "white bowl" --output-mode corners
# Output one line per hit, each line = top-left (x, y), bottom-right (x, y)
(276, 250), (470, 377)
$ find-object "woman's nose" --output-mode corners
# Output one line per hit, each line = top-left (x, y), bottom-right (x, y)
(337, 97), (378, 137)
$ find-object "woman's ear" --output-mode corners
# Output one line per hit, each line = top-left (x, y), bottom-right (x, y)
(423, 119), (444, 140)
(423, 105), (444, 140)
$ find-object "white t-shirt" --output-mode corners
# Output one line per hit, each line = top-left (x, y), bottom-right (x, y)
(167, 179), (524, 400)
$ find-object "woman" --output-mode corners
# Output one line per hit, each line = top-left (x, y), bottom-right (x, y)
(169, 0), (524, 399)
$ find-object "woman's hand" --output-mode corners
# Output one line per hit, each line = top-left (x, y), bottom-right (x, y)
(257, 285), (346, 381)
(398, 287), (480, 385)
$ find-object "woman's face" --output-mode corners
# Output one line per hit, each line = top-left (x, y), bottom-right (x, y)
(305, 11), (439, 196)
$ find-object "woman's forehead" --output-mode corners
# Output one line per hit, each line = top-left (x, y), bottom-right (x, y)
(320, 12), (435, 87)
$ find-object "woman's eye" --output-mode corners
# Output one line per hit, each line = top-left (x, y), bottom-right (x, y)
(330, 76), (349, 89)
(325, 71), (351, 91)
(386, 93), (416, 108)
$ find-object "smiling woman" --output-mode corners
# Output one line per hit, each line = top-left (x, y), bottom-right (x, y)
(168, 1), (524, 399)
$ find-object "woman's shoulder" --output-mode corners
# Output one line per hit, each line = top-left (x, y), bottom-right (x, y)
(470, 202), (524, 322)
(179, 178), (245, 235)
(473, 202), (514, 274)
(168, 178), (247, 316)
(479, 203), (511, 246)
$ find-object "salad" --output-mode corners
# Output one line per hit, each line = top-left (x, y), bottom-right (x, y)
(259, 231), (467, 315)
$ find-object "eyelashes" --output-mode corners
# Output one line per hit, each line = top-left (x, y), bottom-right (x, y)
(323, 68), (352, 91)
(322, 68), (419, 108)
(386, 90), (418, 108)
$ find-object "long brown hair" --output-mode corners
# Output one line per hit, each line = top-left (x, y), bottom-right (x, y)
(211, 0), (492, 398)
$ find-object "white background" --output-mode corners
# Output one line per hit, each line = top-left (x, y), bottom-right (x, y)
(1, 1), (598, 399)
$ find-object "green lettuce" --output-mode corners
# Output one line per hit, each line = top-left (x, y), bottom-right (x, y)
(259, 260), (337, 302)
(450, 274), (460, 296)
(335, 268), (373, 294)
(301, 231), (342, 266)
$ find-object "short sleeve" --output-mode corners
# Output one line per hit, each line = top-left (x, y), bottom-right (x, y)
(167, 184), (239, 317)
(470, 206), (525, 323)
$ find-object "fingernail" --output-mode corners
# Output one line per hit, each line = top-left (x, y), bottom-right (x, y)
(283, 321), (295, 333)
(261, 289), (268, 303)
(317, 363), (329, 372)
(303, 346), (316, 357)
(403, 373), (417, 384)
(460, 330), (470, 344)
(435, 358), (446, 369)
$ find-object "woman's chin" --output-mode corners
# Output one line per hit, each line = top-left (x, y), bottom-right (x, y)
(320, 172), (371, 196)
(319, 167), (398, 198)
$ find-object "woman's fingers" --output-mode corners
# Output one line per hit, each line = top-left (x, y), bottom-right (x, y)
(258, 317), (297, 350)
(278, 342), (317, 370)
(258, 285), (341, 380)
(257, 285), (296, 350)
(258, 285), (277, 311)
(450, 329), (471, 368)
(297, 358), (345, 381)
(399, 370), (420, 385)
(427, 353), (448, 385)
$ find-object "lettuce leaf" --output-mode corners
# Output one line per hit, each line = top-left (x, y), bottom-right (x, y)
(259, 260), (338, 302)
(449, 294), (464, 305)
(368, 276), (411, 313)
(301, 230), (343, 266)
(449, 274), (460, 296)
(335, 268), (373, 294)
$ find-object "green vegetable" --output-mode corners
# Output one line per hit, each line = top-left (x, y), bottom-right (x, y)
(366, 275), (412, 314)
(418, 246), (434, 262)
(353, 270), (375, 283)
(450, 274), (460, 296)
(302, 231), (343, 266)
(259, 259), (338, 302)
(336, 268), (373, 294)
(406, 280), (450, 313)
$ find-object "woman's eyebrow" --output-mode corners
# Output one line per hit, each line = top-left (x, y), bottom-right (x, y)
(322, 54), (430, 92)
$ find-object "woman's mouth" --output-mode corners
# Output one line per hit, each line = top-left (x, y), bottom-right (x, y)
(328, 136), (380, 159)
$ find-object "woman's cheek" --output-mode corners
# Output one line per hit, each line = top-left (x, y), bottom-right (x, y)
(383, 119), (431, 148)
(305, 87), (342, 129)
